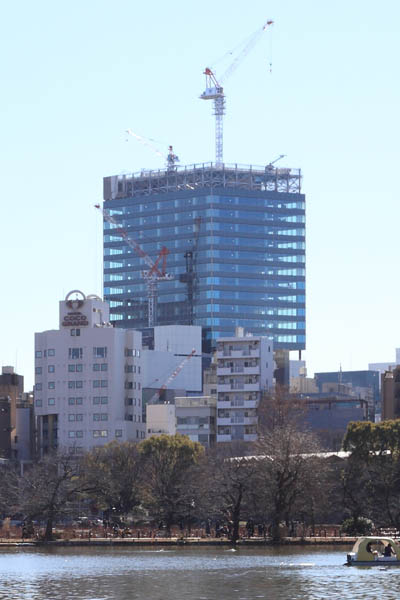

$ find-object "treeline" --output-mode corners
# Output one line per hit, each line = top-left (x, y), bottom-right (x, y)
(1, 418), (400, 543)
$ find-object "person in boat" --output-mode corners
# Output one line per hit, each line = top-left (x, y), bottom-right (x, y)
(366, 542), (378, 555)
(384, 543), (395, 557)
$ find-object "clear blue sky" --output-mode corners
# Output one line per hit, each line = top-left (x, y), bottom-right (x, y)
(1, 0), (400, 390)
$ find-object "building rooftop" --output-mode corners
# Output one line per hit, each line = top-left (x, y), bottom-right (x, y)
(104, 162), (302, 200)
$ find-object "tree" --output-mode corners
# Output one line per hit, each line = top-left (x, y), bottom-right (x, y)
(82, 441), (142, 518)
(254, 423), (323, 541)
(199, 443), (258, 544)
(7, 452), (89, 540)
(343, 420), (400, 529)
(139, 434), (204, 534)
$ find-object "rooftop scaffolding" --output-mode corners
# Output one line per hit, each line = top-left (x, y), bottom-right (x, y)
(103, 162), (302, 201)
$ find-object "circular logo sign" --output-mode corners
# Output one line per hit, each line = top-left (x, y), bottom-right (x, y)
(65, 290), (86, 310)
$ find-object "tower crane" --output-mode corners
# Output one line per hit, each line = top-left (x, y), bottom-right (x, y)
(179, 217), (202, 325)
(266, 154), (286, 173)
(125, 129), (179, 170)
(200, 20), (274, 166)
(95, 205), (173, 327)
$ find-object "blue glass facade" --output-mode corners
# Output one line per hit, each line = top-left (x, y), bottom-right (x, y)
(103, 165), (305, 352)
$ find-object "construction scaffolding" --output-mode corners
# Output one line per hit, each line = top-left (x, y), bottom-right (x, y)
(103, 162), (301, 201)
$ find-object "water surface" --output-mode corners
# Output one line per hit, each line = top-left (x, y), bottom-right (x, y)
(1, 545), (399, 599)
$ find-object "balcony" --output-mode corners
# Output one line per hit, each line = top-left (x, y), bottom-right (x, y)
(217, 366), (259, 376)
(218, 417), (235, 426)
(177, 423), (211, 431)
(217, 434), (232, 443)
(216, 348), (260, 359)
(244, 433), (257, 442)
(218, 383), (260, 393)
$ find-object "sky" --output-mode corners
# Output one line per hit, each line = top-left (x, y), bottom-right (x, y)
(1, 0), (400, 391)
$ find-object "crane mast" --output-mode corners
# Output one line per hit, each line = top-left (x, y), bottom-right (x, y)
(179, 217), (202, 325)
(200, 20), (273, 166)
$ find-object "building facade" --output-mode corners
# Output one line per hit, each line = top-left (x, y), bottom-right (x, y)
(315, 370), (380, 420)
(216, 330), (274, 442)
(175, 395), (217, 447)
(381, 367), (400, 420)
(103, 163), (305, 353)
(0, 366), (24, 443)
(34, 291), (145, 455)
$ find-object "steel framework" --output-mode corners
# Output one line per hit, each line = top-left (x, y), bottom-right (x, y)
(104, 162), (301, 201)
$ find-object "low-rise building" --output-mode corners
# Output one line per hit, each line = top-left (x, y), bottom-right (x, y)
(0, 366), (24, 445)
(315, 370), (379, 420)
(175, 396), (216, 447)
(381, 367), (400, 420)
(34, 290), (145, 455)
(0, 396), (11, 458)
(146, 403), (176, 437)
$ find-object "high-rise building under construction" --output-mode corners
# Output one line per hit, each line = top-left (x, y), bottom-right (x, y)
(102, 162), (305, 355)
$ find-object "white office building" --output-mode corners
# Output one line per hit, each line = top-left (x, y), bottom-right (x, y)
(34, 291), (145, 455)
(142, 325), (202, 394)
(216, 329), (274, 442)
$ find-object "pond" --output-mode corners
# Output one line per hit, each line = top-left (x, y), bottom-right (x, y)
(1, 544), (399, 600)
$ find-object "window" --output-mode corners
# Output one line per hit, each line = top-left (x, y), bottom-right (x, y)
(71, 329), (80, 336)
(70, 414), (83, 422)
(68, 381), (75, 389)
(48, 382), (55, 390)
(68, 431), (76, 438)
(68, 365), (76, 373)
(69, 348), (83, 360)
(93, 364), (100, 372)
(76, 364), (83, 373)
(76, 381), (83, 389)
(93, 413), (108, 421)
(48, 349), (55, 357)
(76, 397), (83, 405)
(115, 429), (123, 438)
(93, 430), (108, 438)
(93, 396), (108, 405)
(68, 397), (75, 405)
(48, 398), (55, 406)
(35, 399), (42, 407)
(35, 351), (42, 358)
(35, 383), (42, 391)
(101, 364), (108, 372)
(48, 365), (55, 373)
(76, 430), (83, 438)
(93, 380), (107, 388)
(93, 347), (107, 359)
(35, 367), (42, 375)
